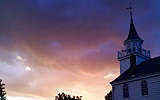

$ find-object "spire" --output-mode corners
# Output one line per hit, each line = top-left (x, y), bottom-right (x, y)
(125, 0), (143, 41)
(126, 15), (143, 41)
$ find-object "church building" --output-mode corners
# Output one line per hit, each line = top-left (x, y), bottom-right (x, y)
(110, 14), (160, 100)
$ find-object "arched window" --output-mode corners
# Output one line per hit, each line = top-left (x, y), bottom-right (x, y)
(123, 84), (129, 98)
(141, 80), (148, 96)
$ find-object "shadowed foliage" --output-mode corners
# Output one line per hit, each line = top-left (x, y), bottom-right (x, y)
(105, 91), (112, 100)
(0, 79), (6, 100)
(55, 93), (82, 100)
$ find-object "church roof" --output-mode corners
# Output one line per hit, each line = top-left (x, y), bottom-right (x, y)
(126, 16), (143, 41)
(111, 56), (160, 84)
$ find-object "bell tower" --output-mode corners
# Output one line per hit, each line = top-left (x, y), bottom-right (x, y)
(118, 11), (151, 74)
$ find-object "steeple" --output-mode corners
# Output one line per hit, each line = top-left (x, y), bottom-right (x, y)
(117, 6), (151, 74)
(126, 16), (143, 41)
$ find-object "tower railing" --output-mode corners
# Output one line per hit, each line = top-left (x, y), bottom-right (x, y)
(118, 48), (150, 59)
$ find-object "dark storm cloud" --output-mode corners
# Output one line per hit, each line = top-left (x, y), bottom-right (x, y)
(0, 0), (160, 75)
(0, 0), (159, 72)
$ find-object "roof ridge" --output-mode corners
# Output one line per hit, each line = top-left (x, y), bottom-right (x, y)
(111, 56), (160, 84)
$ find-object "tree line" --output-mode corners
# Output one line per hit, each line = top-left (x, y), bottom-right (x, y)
(0, 78), (113, 100)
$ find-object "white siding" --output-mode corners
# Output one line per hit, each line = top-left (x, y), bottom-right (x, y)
(112, 75), (160, 100)
(120, 56), (147, 75)
(120, 58), (130, 74)
(136, 56), (146, 65)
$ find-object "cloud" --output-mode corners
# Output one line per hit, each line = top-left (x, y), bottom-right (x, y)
(0, 0), (160, 100)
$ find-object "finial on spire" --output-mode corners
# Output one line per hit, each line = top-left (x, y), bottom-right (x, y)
(126, 0), (135, 17)
(126, 5), (133, 17)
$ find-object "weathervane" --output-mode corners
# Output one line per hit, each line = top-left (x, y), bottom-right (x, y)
(126, 0), (135, 17)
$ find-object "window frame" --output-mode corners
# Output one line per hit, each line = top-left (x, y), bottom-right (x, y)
(141, 80), (148, 96)
(123, 84), (129, 98)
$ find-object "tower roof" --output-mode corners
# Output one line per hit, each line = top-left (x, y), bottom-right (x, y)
(111, 56), (160, 84)
(126, 16), (143, 41)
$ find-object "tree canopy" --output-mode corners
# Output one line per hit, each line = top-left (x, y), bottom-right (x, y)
(0, 79), (6, 100)
(55, 93), (82, 100)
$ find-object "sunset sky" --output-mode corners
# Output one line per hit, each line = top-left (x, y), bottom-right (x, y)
(0, 0), (160, 100)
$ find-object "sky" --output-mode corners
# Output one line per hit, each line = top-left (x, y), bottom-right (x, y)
(0, 0), (160, 100)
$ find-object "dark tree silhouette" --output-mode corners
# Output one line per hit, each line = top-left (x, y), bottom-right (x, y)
(0, 79), (6, 100)
(105, 91), (112, 100)
(55, 93), (82, 100)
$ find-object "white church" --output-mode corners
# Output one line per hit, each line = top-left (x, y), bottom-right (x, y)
(110, 15), (160, 100)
